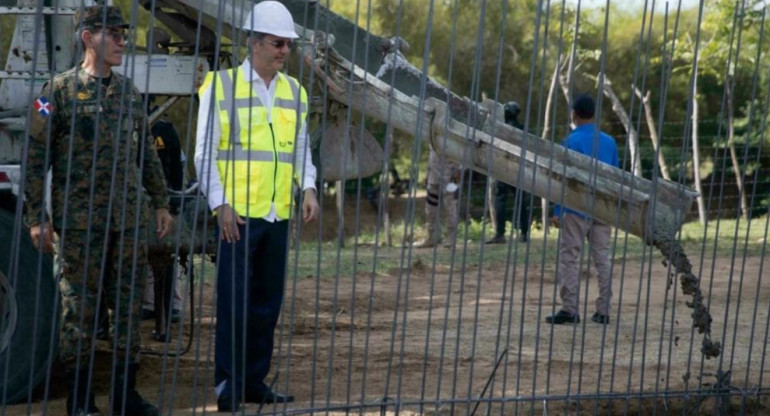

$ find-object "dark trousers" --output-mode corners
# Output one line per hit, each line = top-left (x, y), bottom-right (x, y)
(494, 180), (532, 238)
(215, 218), (289, 397)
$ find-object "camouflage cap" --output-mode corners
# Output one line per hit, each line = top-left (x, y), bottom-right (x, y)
(75, 6), (130, 29)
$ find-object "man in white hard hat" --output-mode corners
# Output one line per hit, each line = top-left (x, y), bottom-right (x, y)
(195, 1), (318, 411)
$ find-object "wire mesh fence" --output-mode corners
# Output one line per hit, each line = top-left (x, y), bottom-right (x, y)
(1, 0), (769, 415)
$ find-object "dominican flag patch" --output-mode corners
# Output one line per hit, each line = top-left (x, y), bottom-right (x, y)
(34, 96), (52, 117)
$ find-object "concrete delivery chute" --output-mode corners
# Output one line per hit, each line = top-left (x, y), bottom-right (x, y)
(297, 23), (717, 356)
(302, 37), (697, 241)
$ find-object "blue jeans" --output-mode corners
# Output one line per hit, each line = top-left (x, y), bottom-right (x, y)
(214, 218), (289, 397)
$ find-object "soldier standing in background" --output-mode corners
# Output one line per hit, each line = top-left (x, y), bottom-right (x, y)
(415, 147), (460, 248)
(142, 101), (185, 324)
(486, 101), (533, 244)
(25, 6), (172, 416)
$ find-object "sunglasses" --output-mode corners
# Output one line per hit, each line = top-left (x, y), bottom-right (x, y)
(262, 38), (293, 49)
(99, 28), (129, 43)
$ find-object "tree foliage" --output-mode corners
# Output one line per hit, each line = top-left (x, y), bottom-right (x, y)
(326, 0), (769, 214)
(2, 0), (766, 214)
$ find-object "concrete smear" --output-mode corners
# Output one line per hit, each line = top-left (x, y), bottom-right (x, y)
(653, 228), (721, 358)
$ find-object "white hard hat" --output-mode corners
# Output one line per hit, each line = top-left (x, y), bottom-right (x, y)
(242, 1), (299, 39)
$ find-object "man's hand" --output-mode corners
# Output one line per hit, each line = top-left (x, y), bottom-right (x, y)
(155, 208), (175, 240)
(301, 188), (319, 223)
(451, 167), (462, 184)
(550, 216), (560, 229)
(217, 204), (245, 243)
(29, 223), (55, 253)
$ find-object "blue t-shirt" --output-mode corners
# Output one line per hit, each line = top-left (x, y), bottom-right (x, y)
(553, 123), (619, 218)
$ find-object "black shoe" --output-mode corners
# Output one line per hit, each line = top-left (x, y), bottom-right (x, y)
(591, 312), (610, 324)
(485, 235), (506, 244)
(545, 310), (580, 324)
(150, 330), (170, 343)
(110, 363), (158, 416)
(245, 388), (294, 404)
(217, 395), (241, 412)
(66, 370), (103, 416)
(96, 319), (110, 341)
(141, 309), (155, 321)
(111, 391), (158, 416)
(170, 309), (182, 324)
(67, 395), (103, 416)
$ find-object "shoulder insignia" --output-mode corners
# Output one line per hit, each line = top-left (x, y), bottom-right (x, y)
(155, 136), (166, 149)
(33, 96), (53, 117)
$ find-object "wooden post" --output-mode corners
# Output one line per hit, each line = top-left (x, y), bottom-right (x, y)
(427, 98), (697, 242)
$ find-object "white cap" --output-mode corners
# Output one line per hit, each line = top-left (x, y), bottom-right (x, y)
(242, 1), (299, 39)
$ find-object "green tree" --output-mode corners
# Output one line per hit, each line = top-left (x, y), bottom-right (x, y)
(672, 0), (768, 220)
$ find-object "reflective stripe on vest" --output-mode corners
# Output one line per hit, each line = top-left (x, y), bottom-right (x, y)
(207, 68), (307, 218)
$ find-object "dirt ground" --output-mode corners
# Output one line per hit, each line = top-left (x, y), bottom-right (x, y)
(5, 195), (770, 415)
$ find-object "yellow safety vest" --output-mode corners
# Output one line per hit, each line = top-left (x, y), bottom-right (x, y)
(200, 68), (308, 219)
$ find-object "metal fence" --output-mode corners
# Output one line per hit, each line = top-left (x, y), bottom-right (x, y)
(1, 0), (769, 415)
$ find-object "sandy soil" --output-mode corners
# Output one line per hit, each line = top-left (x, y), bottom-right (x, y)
(4, 196), (769, 415)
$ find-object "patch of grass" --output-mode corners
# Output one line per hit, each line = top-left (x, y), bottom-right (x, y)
(188, 216), (767, 281)
(289, 217), (557, 279)
(288, 216), (768, 279)
(679, 215), (769, 257)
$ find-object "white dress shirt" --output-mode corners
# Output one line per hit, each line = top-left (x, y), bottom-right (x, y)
(194, 59), (317, 222)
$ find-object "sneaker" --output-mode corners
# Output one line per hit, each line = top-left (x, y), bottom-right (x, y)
(591, 312), (610, 325)
(545, 310), (580, 324)
(485, 235), (506, 245)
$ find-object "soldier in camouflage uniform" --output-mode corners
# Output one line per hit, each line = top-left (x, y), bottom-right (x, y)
(25, 6), (172, 416)
(415, 147), (460, 248)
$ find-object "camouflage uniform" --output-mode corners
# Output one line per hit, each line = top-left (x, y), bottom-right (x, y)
(25, 8), (168, 370)
(420, 148), (460, 247)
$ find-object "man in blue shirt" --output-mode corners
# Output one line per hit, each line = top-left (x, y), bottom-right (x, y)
(546, 94), (619, 325)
